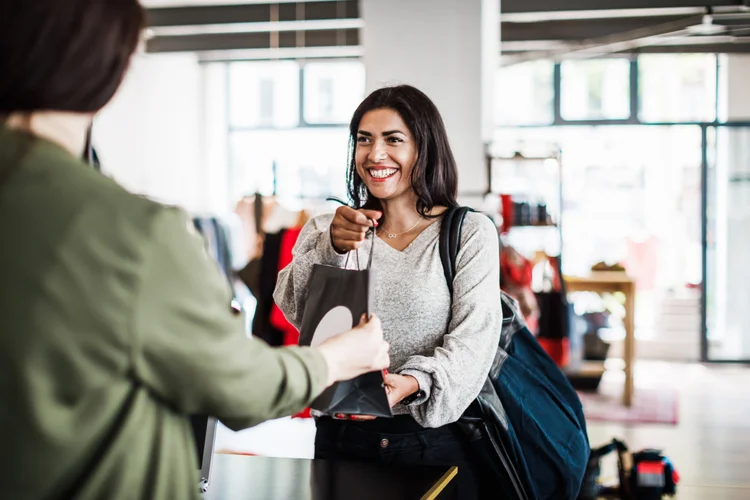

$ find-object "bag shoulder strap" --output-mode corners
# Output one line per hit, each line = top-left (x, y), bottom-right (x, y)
(441, 206), (531, 500)
(439, 207), (519, 327)
(439, 206), (472, 295)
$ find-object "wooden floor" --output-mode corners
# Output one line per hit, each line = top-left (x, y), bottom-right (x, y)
(586, 361), (750, 499)
(216, 361), (750, 499)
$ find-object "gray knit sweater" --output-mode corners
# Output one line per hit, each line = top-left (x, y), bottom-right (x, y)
(273, 211), (503, 428)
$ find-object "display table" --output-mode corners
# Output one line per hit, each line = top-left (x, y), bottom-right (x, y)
(564, 271), (636, 407)
(202, 454), (458, 500)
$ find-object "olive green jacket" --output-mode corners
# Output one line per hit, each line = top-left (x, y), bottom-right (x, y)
(0, 127), (327, 499)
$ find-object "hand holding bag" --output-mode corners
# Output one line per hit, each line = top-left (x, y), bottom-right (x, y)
(297, 225), (392, 418)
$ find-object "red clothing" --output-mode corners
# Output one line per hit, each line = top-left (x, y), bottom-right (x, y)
(267, 227), (311, 418)
(269, 227), (302, 346)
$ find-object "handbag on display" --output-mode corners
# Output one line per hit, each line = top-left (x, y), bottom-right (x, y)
(441, 206), (590, 500)
(297, 227), (392, 418)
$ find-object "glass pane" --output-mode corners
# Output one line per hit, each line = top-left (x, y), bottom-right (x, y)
(560, 58), (631, 121)
(495, 60), (554, 125)
(303, 61), (365, 124)
(707, 126), (750, 360)
(491, 125), (703, 359)
(228, 128), (350, 203)
(639, 54), (717, 123)
(229, 61), (300, 128)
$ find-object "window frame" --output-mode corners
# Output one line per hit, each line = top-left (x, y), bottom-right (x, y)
(226, 57), (364, 132)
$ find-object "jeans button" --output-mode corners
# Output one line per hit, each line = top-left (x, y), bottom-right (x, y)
(380, 438), (389, 449)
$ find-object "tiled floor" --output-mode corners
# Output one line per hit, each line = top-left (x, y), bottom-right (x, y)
(216, 361), (750, 499)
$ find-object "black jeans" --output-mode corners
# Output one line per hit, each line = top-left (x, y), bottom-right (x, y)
(314, 415), (497, 500)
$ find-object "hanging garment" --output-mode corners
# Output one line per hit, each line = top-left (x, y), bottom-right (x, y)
(500, 245), (539, 329)
(248, 231), (285, 346)
(270, 227), (303, 346)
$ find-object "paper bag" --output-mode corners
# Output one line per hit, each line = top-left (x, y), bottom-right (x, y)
(298, 235), (391, 418)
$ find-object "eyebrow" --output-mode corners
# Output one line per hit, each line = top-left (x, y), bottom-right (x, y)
(356, 129), (406, 136)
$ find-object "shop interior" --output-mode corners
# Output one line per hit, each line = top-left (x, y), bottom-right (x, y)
(90, 0), (750, 498)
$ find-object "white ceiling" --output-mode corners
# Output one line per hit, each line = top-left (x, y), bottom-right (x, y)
(141, 0), (336, 7)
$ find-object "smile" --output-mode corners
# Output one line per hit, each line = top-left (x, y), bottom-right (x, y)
(368, 168), (399, 179)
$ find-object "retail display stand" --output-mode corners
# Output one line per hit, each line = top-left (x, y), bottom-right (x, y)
(485, 150), (568, 358)
(485, 149), (632, 402)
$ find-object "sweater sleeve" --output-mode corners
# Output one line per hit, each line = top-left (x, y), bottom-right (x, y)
(273, 214), (348, 330)
(398, 213), (503, 428)
(131, 207), (329, 431)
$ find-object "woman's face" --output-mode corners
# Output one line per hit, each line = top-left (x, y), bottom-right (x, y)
(355, 108), (418, 203)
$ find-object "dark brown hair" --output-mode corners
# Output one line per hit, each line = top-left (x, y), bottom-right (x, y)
(0, 0), (145, 114)
(346, 85), (459, 217)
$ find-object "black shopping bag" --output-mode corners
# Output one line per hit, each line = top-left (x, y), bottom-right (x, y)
(298, 229), (392, 418)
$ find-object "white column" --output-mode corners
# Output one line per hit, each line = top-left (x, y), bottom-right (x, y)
(714, 54), (750, 359)
(94, 52), (205, 213)
(360, 0), (500, 201)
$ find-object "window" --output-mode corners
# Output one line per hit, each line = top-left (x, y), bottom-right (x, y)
(491, 125), (703, 346)
(638, 54), (717, 123)
(561, 58), (631, 121)
(495, 60), (554, 125)
(225, 60), (365, 203)
(229, 61), (299, 129)
(259, 79), (275, 126)
(229, 128), (350, 202)
(303, 61), (365, 124)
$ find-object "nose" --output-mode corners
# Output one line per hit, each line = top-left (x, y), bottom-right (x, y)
(368, 139), (388, 163)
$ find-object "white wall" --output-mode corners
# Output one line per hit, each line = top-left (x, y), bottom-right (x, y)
(93, 52), (205, 212)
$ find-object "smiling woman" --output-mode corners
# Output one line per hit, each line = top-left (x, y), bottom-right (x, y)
(346, 85), (458, 222)
(273, 85), (504, 499)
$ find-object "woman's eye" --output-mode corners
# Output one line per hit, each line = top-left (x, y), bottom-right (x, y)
(387, 137), (403, 143)
(357, 136), (370, 144)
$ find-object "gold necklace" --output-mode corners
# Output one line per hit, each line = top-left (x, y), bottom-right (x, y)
(380, 217), (423, 239)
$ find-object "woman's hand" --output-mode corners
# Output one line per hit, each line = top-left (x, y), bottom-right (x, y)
(383, 373), (420, 407)
(316, 314), (390, 387)
(333, 373), (420, 421)
(330, 206), (382, 253)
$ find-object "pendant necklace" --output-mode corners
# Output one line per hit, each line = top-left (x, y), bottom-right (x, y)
(381, 217), (423, 239)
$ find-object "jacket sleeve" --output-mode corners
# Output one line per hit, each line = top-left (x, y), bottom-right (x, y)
(131, 207), (328, 431)
(273, 214), (347, 330)
(397, 213), (503, 428)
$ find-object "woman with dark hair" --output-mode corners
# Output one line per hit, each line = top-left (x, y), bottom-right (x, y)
(0, 1), (389, 499)
(274, 85), (503, 498)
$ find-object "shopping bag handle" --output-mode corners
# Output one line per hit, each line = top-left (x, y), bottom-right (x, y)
(326, 197), (376, 272)
(344, 221), (376, 271)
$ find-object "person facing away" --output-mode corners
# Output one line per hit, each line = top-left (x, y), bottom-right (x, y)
(0, 1), (389, 499)
(273, 85), (504, 499)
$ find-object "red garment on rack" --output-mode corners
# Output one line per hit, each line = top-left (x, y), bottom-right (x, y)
(269, 227), (302, 346)
(267, 227), (311, 418)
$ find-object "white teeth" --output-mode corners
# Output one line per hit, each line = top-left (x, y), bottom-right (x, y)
(370, 168), (397, 179)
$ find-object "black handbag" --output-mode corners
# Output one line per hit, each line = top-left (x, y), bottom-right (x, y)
(439, 207), (530, 499)
(441, 207), (589, 500)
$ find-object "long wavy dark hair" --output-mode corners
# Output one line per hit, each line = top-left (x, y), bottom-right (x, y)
(346, 85), (459, 217)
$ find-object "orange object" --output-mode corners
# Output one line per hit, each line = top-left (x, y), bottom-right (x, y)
(537, 337), (570, 368)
